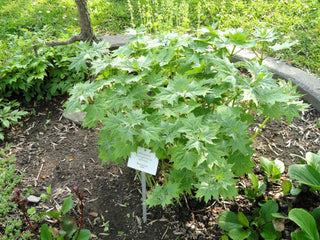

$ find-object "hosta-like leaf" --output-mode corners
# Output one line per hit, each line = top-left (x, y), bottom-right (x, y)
(218, 211), (243, 231)
(260, 200), (278, 222)
(289, 208), (319, 240)
(288, 164), (320, 190)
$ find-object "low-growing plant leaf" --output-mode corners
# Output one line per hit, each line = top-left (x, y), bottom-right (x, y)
(61, 195), (73, 215)
(281, 180), (292, 195)
(290, 188), (302, 196)
(248, 173), (259, 190)
(229, 228), (251, 240)
(40, 224), (52, 240)
(72, 229), (91, 240)
(261, 222), (280, 240)
(40, 209), (61, 219)
(288, 164), (320, 190)
(237, 212), (249, 227)
(260, 157), (274, 176)
(62, 216), (77, 239)
(260, 200), (278, 222)
(218, 211), (243, 232)
(289, 208), (319, 240)
(305, 152), (320, 172)
(312, 208), (320, 230)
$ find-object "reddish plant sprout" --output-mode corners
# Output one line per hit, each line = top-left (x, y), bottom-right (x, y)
(10, 189), (39, 240)
(73, 184), (86, 240)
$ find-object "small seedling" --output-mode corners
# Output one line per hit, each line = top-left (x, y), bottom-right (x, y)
(245, 173), (266, 202)
(10, 185), (91, 240)
(260, 157), (284, 183)
(218, 200), (282, 240)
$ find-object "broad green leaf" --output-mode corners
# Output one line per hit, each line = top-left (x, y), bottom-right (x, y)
(289, 164), (320, 190)
(40, 209), (61, 219)
(260, 222), (280, 240)
(65, 81), (101, 113)
(61, 195), (74, 215)
(260, 157), (274, 176)
(312, 208), (320, 229)
(218, 211), (243, 231)
(229, 228), (251, 240)
(305, 152), (320, 172)
(290, 188), (302, 196)
(248, 173), (259, 190)
(237, 212), (249, 227)
(72, 229), (91, 240)
(205, 144), (227, 168)
(289, 208), (319, 240)
(139, 123), (161, 145)
(225, 30), (256, 48)
(281, 180), (292, 195)
(40, 224), (52, 240)
(260, 200), (278, 222)
(62, 216), (77, 239)
(168, 168), (195, 194)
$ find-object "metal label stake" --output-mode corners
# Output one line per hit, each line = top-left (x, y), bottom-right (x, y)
(127, 147), (159, 223)
(141, 171), (147, 223)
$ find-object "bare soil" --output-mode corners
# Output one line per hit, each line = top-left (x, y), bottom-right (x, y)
(3, 96), (320, 239)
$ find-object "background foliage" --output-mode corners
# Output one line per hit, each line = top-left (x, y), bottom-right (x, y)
(0, 0), (319, 75)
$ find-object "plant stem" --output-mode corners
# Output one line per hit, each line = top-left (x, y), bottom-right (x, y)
(74, 197), (84, 240)
(251, 116), (270, 140)
(21, 206), (40, 240)
(228, 45), (236, 61)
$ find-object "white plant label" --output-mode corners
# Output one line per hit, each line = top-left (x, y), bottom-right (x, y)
(127, 147), (159, 176)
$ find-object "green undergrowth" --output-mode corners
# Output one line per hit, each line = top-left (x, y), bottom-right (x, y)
(0, 145), (31, 239)
(1, 0), (319, 75)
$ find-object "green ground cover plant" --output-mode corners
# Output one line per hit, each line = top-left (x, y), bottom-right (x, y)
(218, 200), (282, 240)
(0, 145), (30, 239)
(1, 0), (319, 75)
(0, 31), (87, 102)
(10, 185), (91, 240)
(65, 27), (307, 207)
(289, 151), (320, 193)
(0, 99), (27, 141)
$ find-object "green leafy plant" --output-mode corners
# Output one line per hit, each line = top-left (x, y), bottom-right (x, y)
(245, 173), (267, 202)
(251, 27), (298, 65)
(218, 200), (282, 240)
(259, 157), (285, 183)
(0, 99), (27, 141)
(288, 208), (320, 240)
(0, 145), (30, 239)
(288, 151), (320, 192)
(0, 31), (86, 102)
(10, 185), (90, 240)
(65, 28), (307, 207)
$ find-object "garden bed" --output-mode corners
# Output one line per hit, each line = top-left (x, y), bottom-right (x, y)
(4, 96), (320, 239)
